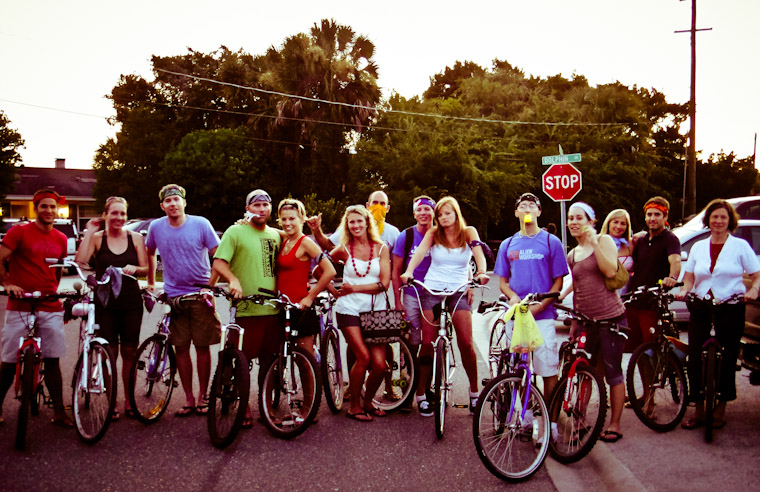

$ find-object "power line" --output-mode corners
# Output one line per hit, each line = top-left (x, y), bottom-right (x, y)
(157, 68), (628, 128)
(0, 98), (109, 119)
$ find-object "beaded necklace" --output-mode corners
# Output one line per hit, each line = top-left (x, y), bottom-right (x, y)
(348, 241), (373, 277)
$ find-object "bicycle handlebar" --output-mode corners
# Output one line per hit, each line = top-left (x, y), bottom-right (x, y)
(621, 281), (684, 304)
(477, 291), (559, 314)
(685, 292), (745, 305)
(555, 304), (629, 334)
(0, 290), (81, 301)
(402, 278), (489, 297)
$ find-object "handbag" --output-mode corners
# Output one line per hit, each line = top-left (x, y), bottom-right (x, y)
(359, 287), (404, 344)
(605, 260), (630, 291)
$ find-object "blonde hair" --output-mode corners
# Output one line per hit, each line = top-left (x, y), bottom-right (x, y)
(433, 196), (468, 249)
(600, 209), (632, 242)
(338, 205), (383, 246)
(276, 198), (307, 225)
(104, 196), (128, 214)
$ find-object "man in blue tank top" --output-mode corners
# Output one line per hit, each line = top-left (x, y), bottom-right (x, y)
(493, 192), (568, 399)
(146, 184), (221, 417)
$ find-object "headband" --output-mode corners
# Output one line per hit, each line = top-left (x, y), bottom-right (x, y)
(247, 191), (272, 206)
(413, 198), (436, 210)
(159, 185), (186, 201)
(569, 201), (596, 221)
(515, 193), (541, 210)
(33, 190), (66, 205)
(644, 203), (669, 215)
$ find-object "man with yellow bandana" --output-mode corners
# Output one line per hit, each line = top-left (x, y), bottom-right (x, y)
(308, 190), (400, 253)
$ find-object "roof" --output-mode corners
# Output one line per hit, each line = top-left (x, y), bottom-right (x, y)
(5, 166), (97, 201)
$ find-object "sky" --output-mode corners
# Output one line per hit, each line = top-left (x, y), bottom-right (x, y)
(1, 0), (758, 170)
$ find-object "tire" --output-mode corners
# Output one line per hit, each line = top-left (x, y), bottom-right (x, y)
(72, 342), (117, 444)
(548, 363), (607, 464)
(259, 346), (321, 439)
(434, 339), (449, 439)
(626, 342), (688, 432)
(473, 374), (550, 482)
(704, 344), (718, 443)
(30, 364), (43, 417)
(488, 318), (509, 380)
(15, 345), (37, 451)
(207, 348), (250, 449)
(128, 335), (177, 424)
(366, 337), (419, 412)
(320, 328), (344, 413)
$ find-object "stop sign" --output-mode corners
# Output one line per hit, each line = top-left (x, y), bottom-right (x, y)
(542, 164), (582, 202)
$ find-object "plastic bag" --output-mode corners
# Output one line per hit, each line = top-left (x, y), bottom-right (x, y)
(502, 302), (545, 354)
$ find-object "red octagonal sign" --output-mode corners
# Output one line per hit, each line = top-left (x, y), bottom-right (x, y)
(542, 163), (582, 202)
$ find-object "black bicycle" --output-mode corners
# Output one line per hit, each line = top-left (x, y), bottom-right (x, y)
(623, 282), (689, 432)
(314, 291), (344, 413)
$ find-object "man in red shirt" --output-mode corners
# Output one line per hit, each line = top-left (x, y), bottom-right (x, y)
(0, 189), (72, 427)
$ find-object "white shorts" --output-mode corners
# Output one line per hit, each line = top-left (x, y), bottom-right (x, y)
(506, 318), (558, 378)
(2, 310), (66, 363)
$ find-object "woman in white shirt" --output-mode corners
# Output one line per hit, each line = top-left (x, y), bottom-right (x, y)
(676, 199), (760, 430)
(401, 196), (489, 415)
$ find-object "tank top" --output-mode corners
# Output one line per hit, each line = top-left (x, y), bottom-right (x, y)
(423, 244), (472, 291)
(94, 232), (141, 309)
(568, 249), (624, 320)
(276, 235), (310, 304)
(335, 243), (387, 316)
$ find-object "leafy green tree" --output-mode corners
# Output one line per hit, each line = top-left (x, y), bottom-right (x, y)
(0, 111), (24, 206)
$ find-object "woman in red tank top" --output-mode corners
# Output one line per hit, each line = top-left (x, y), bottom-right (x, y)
(276, 199), (336, 355)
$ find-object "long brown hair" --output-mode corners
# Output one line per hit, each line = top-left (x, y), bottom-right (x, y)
(433, 196), (468, 249)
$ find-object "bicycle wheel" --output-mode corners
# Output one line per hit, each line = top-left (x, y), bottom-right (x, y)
(548, 362), (607, 464)
(626, 342), (688, 432)
(128, 335), (177, 424)
(473, 374), (550, 482)
(320, 328), (344, 413)
(72, 342), (117, 444)
(15, 345), (37, 451)
(207, 348), (250, 449)
(368, 337), (419, 412)
(488, 318), (509, 379)
(434, 338), (449, 439)
(259, 346), (321, 439)
(704, 344), (718, 443)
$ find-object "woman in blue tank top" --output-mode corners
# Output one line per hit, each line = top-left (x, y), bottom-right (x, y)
(401, 196), (489, 414)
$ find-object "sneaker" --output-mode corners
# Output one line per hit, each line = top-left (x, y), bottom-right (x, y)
(536, 422), (559, 447)
(419, 399), (434, 417)
(469, 395), (478, 414)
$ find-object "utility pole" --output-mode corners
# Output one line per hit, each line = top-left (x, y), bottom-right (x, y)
(676, 0), (711, 218)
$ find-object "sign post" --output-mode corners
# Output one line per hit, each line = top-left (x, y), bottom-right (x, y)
(541, 148), (583, 252)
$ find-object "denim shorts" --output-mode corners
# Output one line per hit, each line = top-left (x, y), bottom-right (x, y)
(420, 289), (471, 312)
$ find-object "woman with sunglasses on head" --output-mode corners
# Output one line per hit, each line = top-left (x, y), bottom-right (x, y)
(75, 196), (149, 420)
(401, 196), (489, 415)
(600, 209), (634, 295)
(276, 198), (336, 355)
(329, 205), (392, 422)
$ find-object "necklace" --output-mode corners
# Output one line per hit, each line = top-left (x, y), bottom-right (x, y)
(348, 242), (373, 277)
(282, 234), (303, 255)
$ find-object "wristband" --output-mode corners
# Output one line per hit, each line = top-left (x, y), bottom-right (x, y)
(475, 271), (486, 276)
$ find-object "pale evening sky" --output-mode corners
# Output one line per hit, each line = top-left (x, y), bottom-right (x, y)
(1, 0), (757, 170)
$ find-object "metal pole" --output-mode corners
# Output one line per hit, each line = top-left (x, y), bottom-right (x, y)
(686, 0), (697, 217)
(560, 201), (567, 253)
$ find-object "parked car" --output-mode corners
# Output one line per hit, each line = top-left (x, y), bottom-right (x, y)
(1, 218), (80, 272)
(680, 196), (760, 229)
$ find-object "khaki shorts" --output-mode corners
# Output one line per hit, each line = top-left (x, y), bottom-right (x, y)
(169, 296), (221, 347)
(2, 310), (65, 363)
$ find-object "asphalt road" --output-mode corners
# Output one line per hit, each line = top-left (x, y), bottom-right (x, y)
(1, 274), (759, 491)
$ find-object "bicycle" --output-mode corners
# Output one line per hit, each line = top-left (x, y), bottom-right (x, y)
(685, 292), (744, 443)
(198, 284), (252, 449)
(477, 294), (514, 381)
(548, 304), (626, 463)
(313, 291), (344, 413)
(473, 291), (558, 482)
(254, 288), (321, 439)
(127, 290), (182, 424)
(54, 260), (120, 444)
(1, 287), (80, 450)
(404, 278), (488, 439)
(623, 282), (689, 432)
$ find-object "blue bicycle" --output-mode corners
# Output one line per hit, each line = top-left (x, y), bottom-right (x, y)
(473, 292), (557, 482)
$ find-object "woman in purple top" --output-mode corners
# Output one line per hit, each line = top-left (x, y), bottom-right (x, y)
(566, 202), (626, 443)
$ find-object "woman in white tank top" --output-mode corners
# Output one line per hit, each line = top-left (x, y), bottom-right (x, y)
(328, 205), (391, 422)
(401, 196), (489, 412)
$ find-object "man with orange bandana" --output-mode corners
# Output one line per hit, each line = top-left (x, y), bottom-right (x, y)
(626, 196), (681, 351)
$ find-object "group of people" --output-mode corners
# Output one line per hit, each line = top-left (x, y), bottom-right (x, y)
(1, 185), (757, 443)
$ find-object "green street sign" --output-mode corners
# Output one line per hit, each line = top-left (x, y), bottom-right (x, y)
(541, 153), (582, 165)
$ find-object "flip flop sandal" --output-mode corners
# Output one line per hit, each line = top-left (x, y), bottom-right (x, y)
(364, 407), (388, 418)
(346, 411), (373, 422)
(600, 430), (623, 443)
(196, 394), (210, 416)
(51, 415), (75, 428)
(241, 416), (254, 429)
(711, 418), (726, 429)
(124, 409), (138, 419)
(681, 417), (705, 430)
(175, 405), (195, 417)
(111, 410), (121, 422)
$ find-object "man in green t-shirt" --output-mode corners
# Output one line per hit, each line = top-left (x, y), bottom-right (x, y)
(213, 189), (281, 428)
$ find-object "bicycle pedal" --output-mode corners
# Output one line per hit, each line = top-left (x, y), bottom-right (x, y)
(481, 378), (491, 386)
(453, 404), (468, 408)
